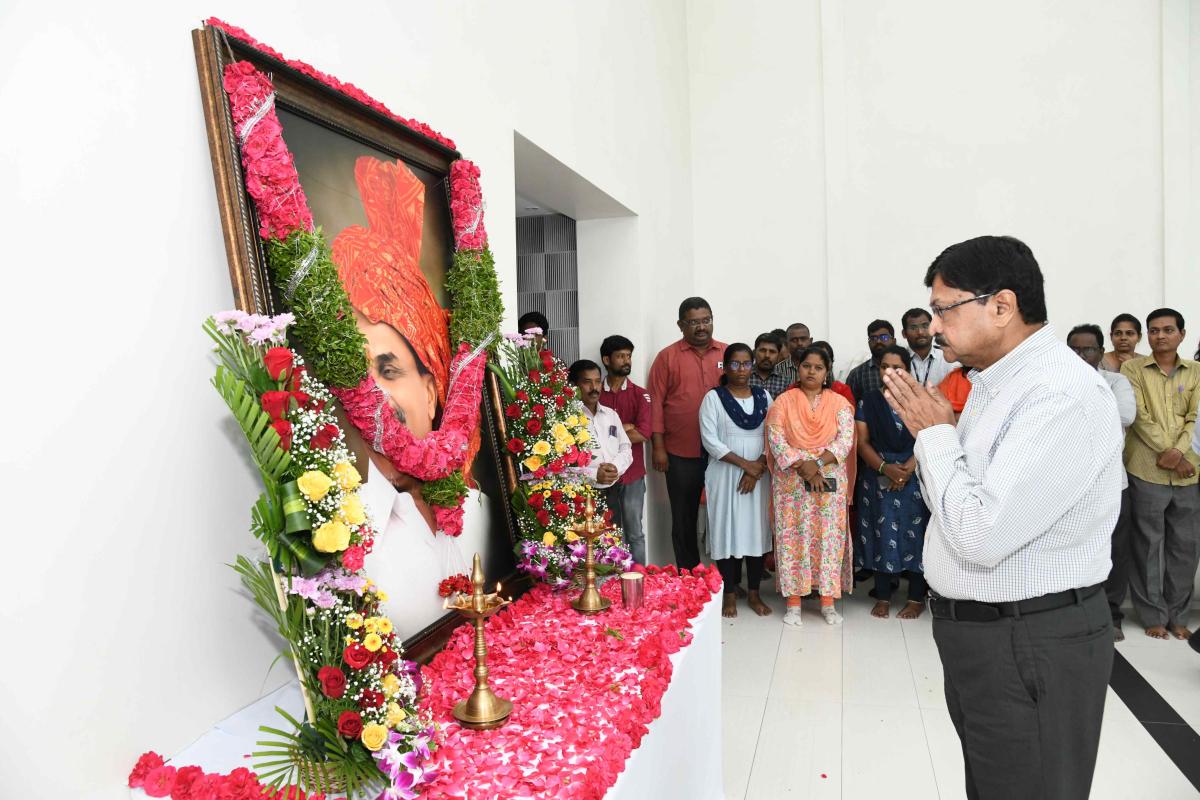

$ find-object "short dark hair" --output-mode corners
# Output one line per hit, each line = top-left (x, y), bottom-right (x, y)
(1146, 308), (1185, 330)
(924, 235), (1047, 324)
(786, 322), (810, 335)
(771, 328), (787, 340)
(795, 345), (834, 388)
(567, 359), (602, 384)
(719, 342), (753, 386)
(810, 339), (835, 363)
(600, 334), (635, 359)
(878, 344), (913, 371)
(678, 297), (711, 320)
(1110, 313), (1142, 336)
(1067, 324), (1104, 349)
(867, 319), (895, 336)
(901, 308), (932, 328)
(754, 331), (785, 351)
(518, 311), (550, 335)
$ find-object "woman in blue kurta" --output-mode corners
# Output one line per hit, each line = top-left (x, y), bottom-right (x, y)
(853, 346), (929, 619)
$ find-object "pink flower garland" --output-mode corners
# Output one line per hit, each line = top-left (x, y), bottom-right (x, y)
(448, 160), (487, 251)
(208, 18), (457, 151)
(128, 752), (322, 800)
(418, 565), (722, 799)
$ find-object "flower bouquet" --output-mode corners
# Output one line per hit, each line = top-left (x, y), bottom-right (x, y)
(490, 332), (633, 586)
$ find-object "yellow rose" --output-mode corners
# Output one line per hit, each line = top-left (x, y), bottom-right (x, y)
(542, 531), (558, 546)
(523, 455), (544, 472)
(575, 429), (591, 444)
(361, 723), (388, 751)
(345, 613), (364, 630)
(386, 702), (408, 727)
(297, 470), (334, 502)
(381, 673), (400, 697)
(339, 493), (366, 525)
(554, 439), (568, 454)
(312, 520), (350, 553)
(532, 440), (552, 456)
(363, 633), (383, 652)
(332, 461), (361, 491)
(565, 531), (579, 543)
(564, 415), (578, 427)
(376, 617), (393, 635)
(364, 617), (381, 634)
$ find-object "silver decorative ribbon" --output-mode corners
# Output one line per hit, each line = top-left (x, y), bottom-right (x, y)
(238, 91), (276, 143)
(448, 332), (496, 393)
(285, 243), (319, 301)
(371, 383), (390, 454)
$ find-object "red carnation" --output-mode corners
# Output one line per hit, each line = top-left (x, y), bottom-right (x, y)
(171, 765), (203, 800)
(142, 765), (177, 798)
(506, 438), (525, 454)
(525, 418), (543, 434)
(527, 492), (545, 509)
(128, 751), (164, 788)
(534, 467), (548, 479)
(310, 423), (339, 449)
(261, 390), (291, 420)
(516, 390), (530, 402)
(531, 403), (546, 418)
(342, 545), (365, 571)
(553, 503), (570, 518)
(555, 395), (567, 408)
(263, 347), (293, 380)
(343, 642), (372, 670)
(577, 451), (592, 467)
(337, 710), (363, 738)
(528, 369), (541, 382)
(270, 419), (293, 450)
(317, 666), (347, 698)
(549, 459), (565, 473)
(536, 509), (551, 526)
(549, 490), (564, 502)
(540, 386), (555, 397)
(358, 689), (385, 709)
(505, 403), (522, 418)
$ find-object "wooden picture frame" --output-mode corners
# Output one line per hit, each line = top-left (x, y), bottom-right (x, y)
(192, 24), (527, 663)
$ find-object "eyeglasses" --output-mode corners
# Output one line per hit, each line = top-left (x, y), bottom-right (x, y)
(1069, 345), (1102, 355)
(727, 360), (754, 370)
(868, 334), (893, 343)
(681, 316), (713, 329)
(930, 292), (996, 319)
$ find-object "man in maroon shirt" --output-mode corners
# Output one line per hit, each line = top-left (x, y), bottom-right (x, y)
(648, 297), (727, 568)
(599, 334), (652, 564)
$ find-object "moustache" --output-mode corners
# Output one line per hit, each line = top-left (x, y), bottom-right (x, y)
(932, 335), (947, 350)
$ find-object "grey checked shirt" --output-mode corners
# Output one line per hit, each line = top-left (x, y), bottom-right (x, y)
(915, 325), (1124, 602)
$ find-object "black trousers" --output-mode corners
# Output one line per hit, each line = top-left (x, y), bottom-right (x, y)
(717, 556), (764, 593)
(1104, 486), (1132, 622)
(665, 453), (706, 569)
(933, 588), (1112, 800)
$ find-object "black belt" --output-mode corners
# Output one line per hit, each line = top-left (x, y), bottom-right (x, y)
(928, 584), (1102, 622)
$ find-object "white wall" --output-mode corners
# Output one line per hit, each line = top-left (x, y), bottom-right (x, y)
(688, 0), (1198, 367)
(0, 1), (693, 796)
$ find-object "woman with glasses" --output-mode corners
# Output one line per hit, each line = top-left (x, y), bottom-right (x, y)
(700, 343), (773, 618)
(854, 345), (929, 619)
(1101, 313), (1143, 373)
(767, 345), (855, 625)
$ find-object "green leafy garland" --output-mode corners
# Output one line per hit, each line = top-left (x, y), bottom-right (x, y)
(446, 247), (504, 353)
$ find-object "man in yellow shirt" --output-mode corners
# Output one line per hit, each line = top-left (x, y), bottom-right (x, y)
(1121, 308), (1200, 640)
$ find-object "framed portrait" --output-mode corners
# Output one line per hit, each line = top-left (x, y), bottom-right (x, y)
(192, 24), (523, 662)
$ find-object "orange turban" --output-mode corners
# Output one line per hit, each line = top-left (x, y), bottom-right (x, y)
(334, 156), (451, 410)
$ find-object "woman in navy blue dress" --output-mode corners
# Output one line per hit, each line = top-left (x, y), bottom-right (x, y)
(853, 346), (929, 619)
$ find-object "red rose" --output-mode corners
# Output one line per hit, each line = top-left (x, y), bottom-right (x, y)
(603, 509), (614, 524)
(261, 390), (291, 420)
(505, 403), (521, 418)
(573, 496), (586, 511)
(529, 369), (541, 382)
(553, 503), (570, 518)
(536, 510), (551, 526)
(376, 647), (398, 668)
(577, 451), (592, 467)
(337, 710), (363, 738)
(525, 418), (543, 434)
(516, 390), (530, 402)
(531, 404), (546, 418)
(540, 386), (555, 397)
(534, 467), (548, 478)
(342, 545), (364, 571)
(343, 642), (372, 670)
(358, 688), (385, 708)
(549, 490), (564, 502)
(142, 765), (177, 798)
(539, 349), (554, 361)
(549, 459), (565, 473)
(317, 665), (347, 698)
(290, 389), (311, 408)
(555, 395), (567, 408)
(506, 438), (525, 454)
(270, 419), (293, 450)
(289, 364), (307, 392)
(128, 751), (164, 788)
(527, 492), (545, 509)
(171, 765), (204, 800)
(541, 355), (555, 370)
(263, 347), (293, 380)
(310, 423), (339, 449)
(563, 387), (577, 399)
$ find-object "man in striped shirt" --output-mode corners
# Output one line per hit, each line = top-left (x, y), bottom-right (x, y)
(884, 235), (1122, 800)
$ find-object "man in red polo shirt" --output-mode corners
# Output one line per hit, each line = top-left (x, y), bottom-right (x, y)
(648, 297), (727, 569)
(600, 334), (652, 564)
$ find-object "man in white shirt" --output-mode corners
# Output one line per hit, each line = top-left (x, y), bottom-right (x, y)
(901, 307), (958, 386)
(884, 236), (1122, 800)
(1068, 323), (1137, 641)
(568, 360), (633, 495)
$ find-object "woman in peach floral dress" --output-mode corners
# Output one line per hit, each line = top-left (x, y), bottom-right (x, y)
(766, 346), (855, 626)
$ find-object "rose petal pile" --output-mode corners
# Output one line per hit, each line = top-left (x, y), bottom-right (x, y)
(418, 566), (721, 799)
